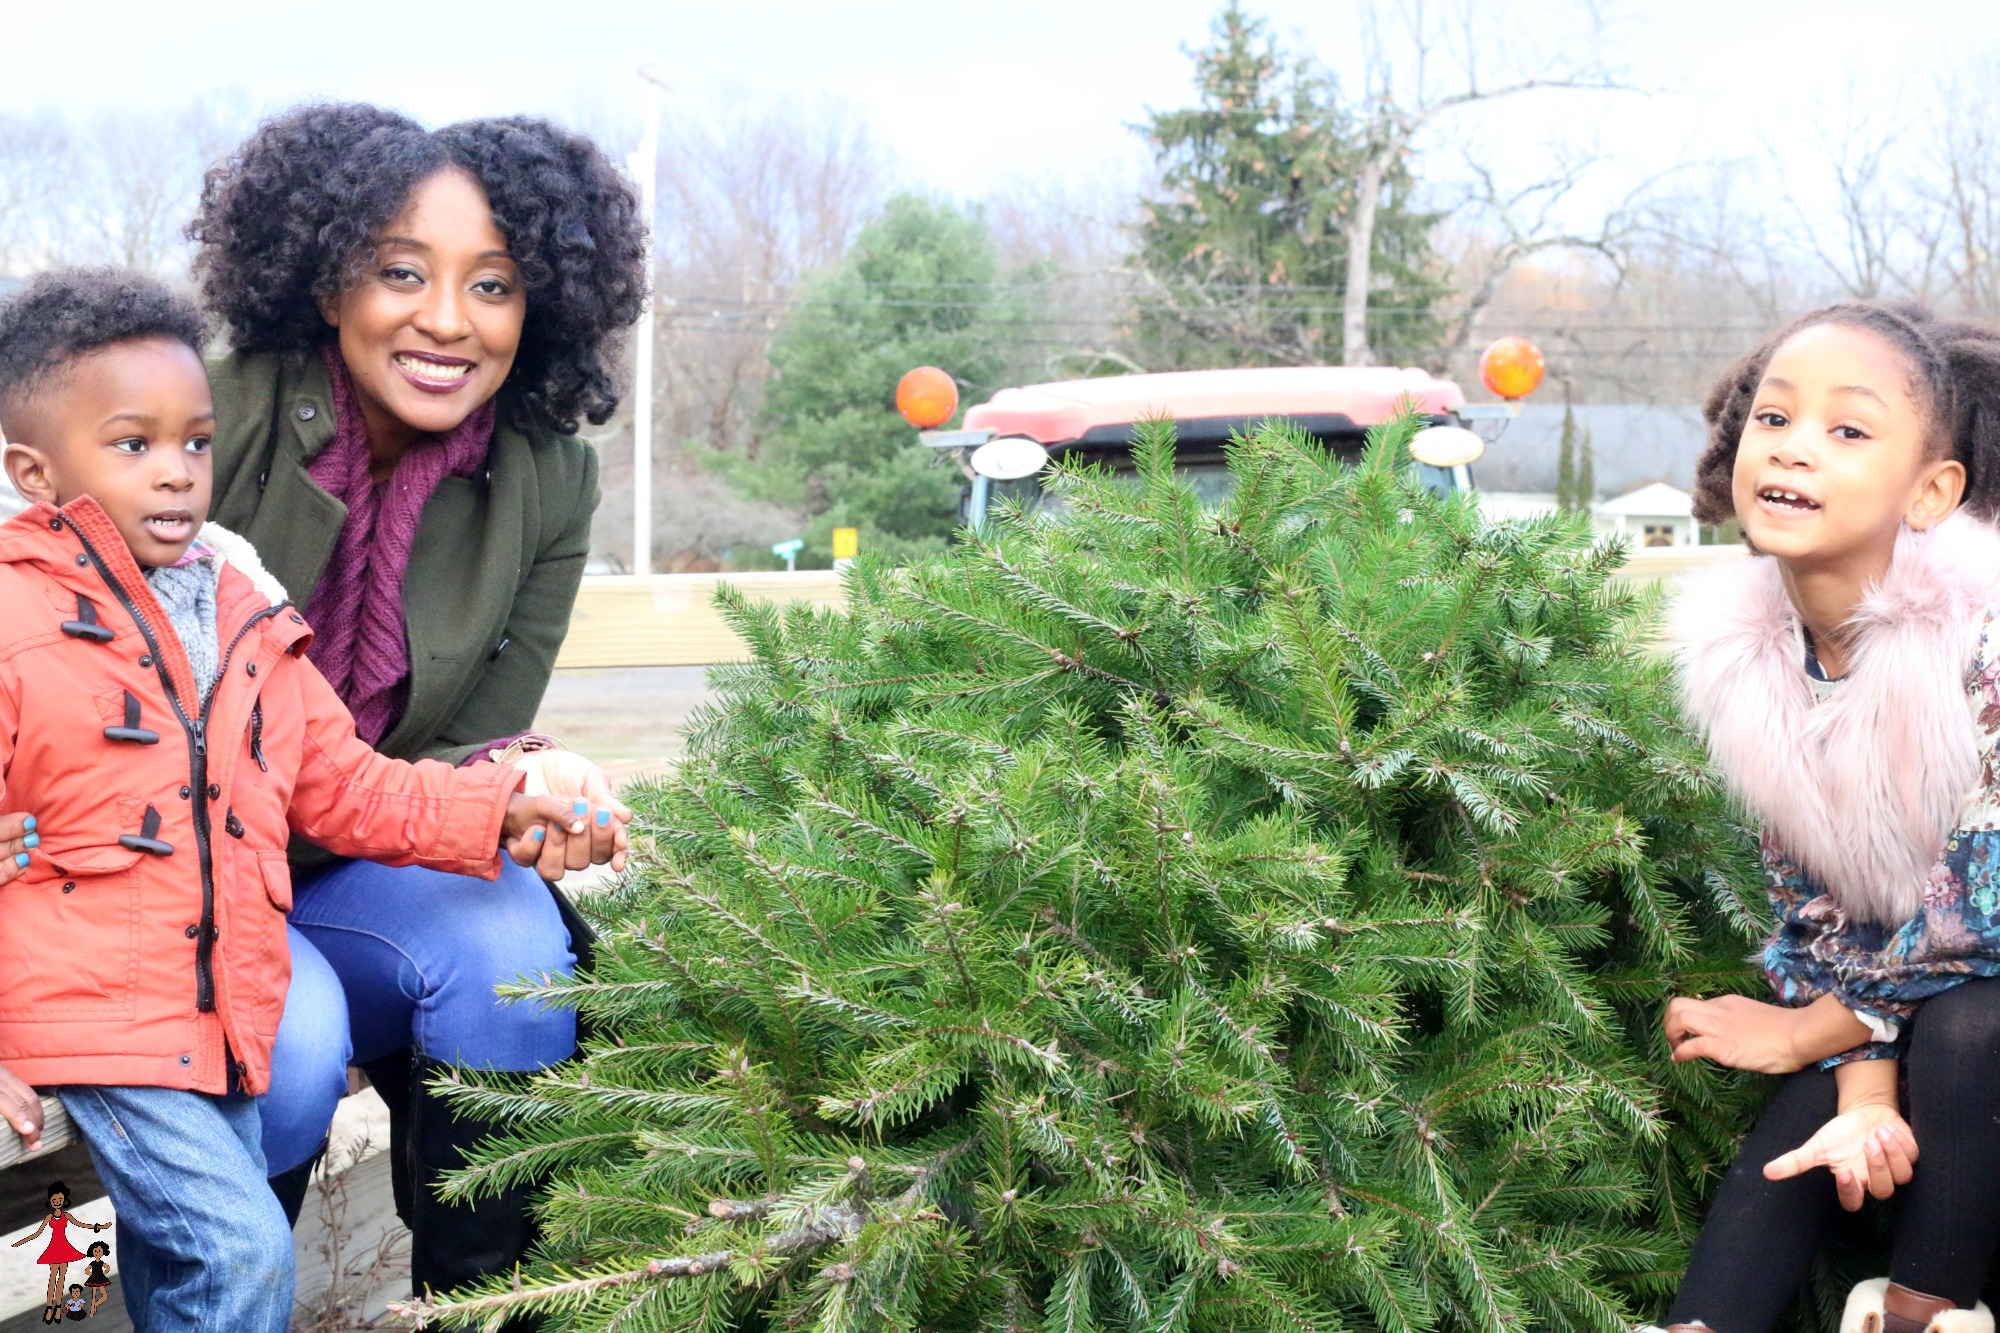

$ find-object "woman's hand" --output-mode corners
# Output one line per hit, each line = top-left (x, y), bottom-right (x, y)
(1665, 994), (1810, 1073)
(0, 812), (40, 887)
(1764, 1102), (1918, 1210)
(0, 1062), (42, 1155)
(513, 750), (631, 878)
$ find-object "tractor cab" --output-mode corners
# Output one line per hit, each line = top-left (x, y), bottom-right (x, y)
(904, 342), (1543, 531)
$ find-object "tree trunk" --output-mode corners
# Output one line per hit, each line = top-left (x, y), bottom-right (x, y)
(1341, 152), (1387, 366)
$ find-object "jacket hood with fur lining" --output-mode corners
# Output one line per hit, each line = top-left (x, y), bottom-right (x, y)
(1671, 511), (2000, 925)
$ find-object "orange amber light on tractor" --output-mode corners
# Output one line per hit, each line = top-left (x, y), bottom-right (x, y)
(896, 366), (959, 428)
(1479, 336), (1546, 401)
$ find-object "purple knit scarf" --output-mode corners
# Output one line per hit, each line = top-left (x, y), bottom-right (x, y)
(304, 344), (496, 744)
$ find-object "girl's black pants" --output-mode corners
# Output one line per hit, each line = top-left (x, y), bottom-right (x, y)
(1669, 976), (2000, 1333)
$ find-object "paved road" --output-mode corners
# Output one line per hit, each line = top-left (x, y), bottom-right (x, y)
(531, 664), (714, 783)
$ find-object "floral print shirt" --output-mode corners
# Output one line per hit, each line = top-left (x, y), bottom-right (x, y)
(1764, 618), (2000, 1066)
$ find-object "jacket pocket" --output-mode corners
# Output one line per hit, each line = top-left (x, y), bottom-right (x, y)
(40, 796), (151, 878)
(43, 840), (146, 877)
(244, 851), (295, 1037)
(0, 858), (141, 1021)
(257, 851), (293, 913)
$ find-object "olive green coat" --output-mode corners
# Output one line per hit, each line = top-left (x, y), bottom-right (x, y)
(206, 349), (600, 773)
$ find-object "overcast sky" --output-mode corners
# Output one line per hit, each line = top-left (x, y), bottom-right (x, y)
(2, 0), (1989, 214)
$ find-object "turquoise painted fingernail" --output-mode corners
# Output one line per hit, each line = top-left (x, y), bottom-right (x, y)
(24, 833), (38, 848)
(596, 809), (610, 827)
(531, 828), (545, 841)
(14, 853), (27, 867)
(23, 815), (35, 831)
(573, 800), (588, 815)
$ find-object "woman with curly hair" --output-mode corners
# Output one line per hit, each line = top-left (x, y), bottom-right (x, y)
(184, 103), (649, 1301)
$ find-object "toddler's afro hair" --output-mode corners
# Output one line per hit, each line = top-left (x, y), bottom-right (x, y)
(0, 269), (207, 432)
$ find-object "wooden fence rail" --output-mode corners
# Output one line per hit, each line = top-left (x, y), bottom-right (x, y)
(0, 1098), (68, 1172)
(553, 546), (1745, 671)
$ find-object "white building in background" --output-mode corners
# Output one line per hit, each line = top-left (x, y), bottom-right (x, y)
(1593, 482), (1696, 548)
(1474, 491), (1562, 524)
(1473, 482), (1700, 548)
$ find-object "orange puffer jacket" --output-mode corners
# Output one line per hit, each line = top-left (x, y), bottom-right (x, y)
(0, 497), (522, 1095)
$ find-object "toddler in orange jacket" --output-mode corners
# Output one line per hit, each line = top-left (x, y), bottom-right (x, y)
(0, 269), (596, 1333)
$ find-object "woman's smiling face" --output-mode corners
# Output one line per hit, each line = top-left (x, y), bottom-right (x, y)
(322, 166), (525, 450)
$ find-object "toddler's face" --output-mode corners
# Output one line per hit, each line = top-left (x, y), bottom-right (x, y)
(4, 338), (214, 568)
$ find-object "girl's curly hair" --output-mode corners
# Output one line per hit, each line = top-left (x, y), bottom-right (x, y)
(188, 103), (648, 433)
(1693, 301), (2000, 523)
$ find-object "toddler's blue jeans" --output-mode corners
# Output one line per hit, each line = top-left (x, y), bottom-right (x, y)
(256, 855), (578, 1174)
(56, 1084), (294, 1333)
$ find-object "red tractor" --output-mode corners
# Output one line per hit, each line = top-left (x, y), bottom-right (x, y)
(900, 339), (1545, 531)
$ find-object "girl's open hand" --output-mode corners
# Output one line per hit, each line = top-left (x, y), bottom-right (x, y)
(0, 1062), (42, 1155)
(1764, 1103), (1918, 1210)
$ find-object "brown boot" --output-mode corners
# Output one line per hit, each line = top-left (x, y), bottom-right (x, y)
(1844, 1278), (1996, 1333)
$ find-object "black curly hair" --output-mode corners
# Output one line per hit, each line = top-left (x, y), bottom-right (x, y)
(188, 103), (649, 434)
(0, 269), (209, 435)
(1693, 301), (2000, 523)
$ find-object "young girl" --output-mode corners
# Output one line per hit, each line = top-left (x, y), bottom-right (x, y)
(82, 1241), (111, 1318)
(1662, 303), (2000, 1333)
(9, 1182), (109, 1325)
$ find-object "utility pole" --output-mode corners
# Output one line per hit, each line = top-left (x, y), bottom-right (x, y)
(627, 72), (664, 575)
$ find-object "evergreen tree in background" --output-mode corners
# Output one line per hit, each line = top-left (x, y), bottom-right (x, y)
(745, 194), (1039, 567)
(1132, 5), (1449, 370)
(414, 414), (1768, 1333)
(1555, 402), (1597, 515)
(1556, 406), (1578, 513)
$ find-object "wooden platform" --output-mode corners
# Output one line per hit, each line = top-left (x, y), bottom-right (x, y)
(555, 570), (846, 669)
(550, 547), (1741, 673)
(0, 1099), (69, 1175)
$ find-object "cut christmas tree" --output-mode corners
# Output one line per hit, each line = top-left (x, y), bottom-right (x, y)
(409, 413), (1767, 1333)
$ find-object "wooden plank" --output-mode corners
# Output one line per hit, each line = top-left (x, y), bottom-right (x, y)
(0, 1099), (70, 1172)
(1612, 543), (1748, 590)
(553, 549), (1746, 672)
(555, 571), (847, 670)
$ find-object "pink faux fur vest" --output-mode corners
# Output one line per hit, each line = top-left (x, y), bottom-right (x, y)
(1671, 513), (2000, 925)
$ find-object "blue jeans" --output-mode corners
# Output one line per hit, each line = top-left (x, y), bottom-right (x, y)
(259, 857), (577, 1173)
(57, 1085), (294, 1333)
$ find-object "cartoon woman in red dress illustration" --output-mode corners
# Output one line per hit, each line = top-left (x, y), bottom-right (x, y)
(10, 1182), (110, 1324)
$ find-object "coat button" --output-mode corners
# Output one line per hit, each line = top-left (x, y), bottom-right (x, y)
(74, 554), (87, 567)
(61, 882), (74, 894)
(184, 924), (198, 938)
(180, 785), (191, 800)
(207, 784), (220, 799)
(139, 654), (152, 668)
(178, 1054), (191, 1066)
(289, 613), (304, 625)
(246, 662), (258, 676)
(47, 519), (60, 531)
(295, 402), (317, 422)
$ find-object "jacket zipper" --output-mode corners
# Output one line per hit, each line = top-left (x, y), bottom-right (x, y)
(63, 517), (291, 1013)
